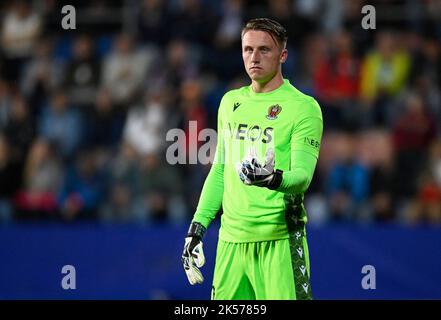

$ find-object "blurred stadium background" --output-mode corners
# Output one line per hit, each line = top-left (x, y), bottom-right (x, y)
(0, 0), (440, 299)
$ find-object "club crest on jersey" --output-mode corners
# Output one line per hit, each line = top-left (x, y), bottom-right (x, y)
(266, 104), (282, 120)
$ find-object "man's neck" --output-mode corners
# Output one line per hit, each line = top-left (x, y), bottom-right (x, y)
(251, 74), (284, 93)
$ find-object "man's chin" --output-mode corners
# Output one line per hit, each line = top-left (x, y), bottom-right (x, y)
(249, 74), (273, 84)
(248, 73), (267, 82)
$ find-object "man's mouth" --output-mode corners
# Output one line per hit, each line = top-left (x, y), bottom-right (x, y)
(250, 66), (261, 70)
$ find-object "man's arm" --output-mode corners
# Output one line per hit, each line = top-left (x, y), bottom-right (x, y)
(192, 163), (224, 227)
(277, 149), (318, 195)
(182, 101), (225, 285)
(277, 115), (323, 195)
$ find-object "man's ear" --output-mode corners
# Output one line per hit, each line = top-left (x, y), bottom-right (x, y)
(280, 48), (288, 63)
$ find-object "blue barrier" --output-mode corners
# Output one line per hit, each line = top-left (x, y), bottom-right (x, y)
(0, 222), (440, 299)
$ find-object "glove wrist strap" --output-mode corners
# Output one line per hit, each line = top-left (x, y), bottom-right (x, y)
(268, 169), (283, 190)
(187, 222), (206, 239)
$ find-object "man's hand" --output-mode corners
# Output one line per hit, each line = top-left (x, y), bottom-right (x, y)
(182, 222), (206, 285)
(237, 147), (283, 190)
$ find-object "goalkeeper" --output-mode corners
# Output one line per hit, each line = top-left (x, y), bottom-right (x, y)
(182, 18), (323, 300)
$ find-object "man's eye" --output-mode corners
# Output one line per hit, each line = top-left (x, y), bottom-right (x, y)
(261, 48), (269, 53)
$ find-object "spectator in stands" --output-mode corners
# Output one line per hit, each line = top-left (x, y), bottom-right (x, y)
(4, 94), (35, 164)
(409, 34), (441, 89)
(365, 131), (396, 222)
(409, 35), (441, 130)
(0, 79), (12, 128)
(15, 138), (63, 219)
(156, 38), (200, 91)
(211, 0), (244, 80)
(101, 33), (155, 109)
(99, 182), (140, 223)
(100, 143), (140, 222)
(178, 79), (207, 151)
(214, 0), (243, 50)
(313, 29), (361, 130)
(134, 153), (186, 223)
(174, 79), (208, 213)
(58, 148), (106, 221)
(0, 0), (42, 84)
(269, 0), (318, 48)
(325, 134), (370, 220)
(407, 173), (441, 225)
(137, 0), (171, 46)
(38, 90), (83, 160)
(123, 88), (167, 157)
(0, 134), (21, 222)
(84, 87), (125, 150)
(391, 93), (437, 200)
(360, 30), (411, 126)
(169, 0), (217, 47)
(63, 35), (100, 109)
(406, 141), (441, 225)
(20, 38), (61, 118)
(295, 33), (328, 95)
(426, 0), (441, 40)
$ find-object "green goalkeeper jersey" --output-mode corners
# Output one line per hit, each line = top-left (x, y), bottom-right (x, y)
(193, 79), (323, 243)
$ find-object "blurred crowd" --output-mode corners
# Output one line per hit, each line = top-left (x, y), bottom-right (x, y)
(0, 0), (440, 225)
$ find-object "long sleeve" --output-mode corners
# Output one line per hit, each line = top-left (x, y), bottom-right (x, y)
(192, 105), (225, 228)
(277, 114), (323, 195)
(277, 150), (318, 195)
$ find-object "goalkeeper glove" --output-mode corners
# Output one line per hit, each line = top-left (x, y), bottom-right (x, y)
(181, 222), (206, 285)
(237, 147), (283, 189)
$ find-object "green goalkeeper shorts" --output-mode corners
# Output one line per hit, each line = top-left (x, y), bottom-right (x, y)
(211, 224), (312, 300)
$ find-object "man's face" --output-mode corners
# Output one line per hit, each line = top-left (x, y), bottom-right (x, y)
(242, 30), (287, 83)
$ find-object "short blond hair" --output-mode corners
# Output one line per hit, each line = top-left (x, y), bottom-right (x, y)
(241, 18), (288, 48)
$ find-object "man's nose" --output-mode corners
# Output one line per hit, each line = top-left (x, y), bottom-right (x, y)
(251, 51), (260, 63)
